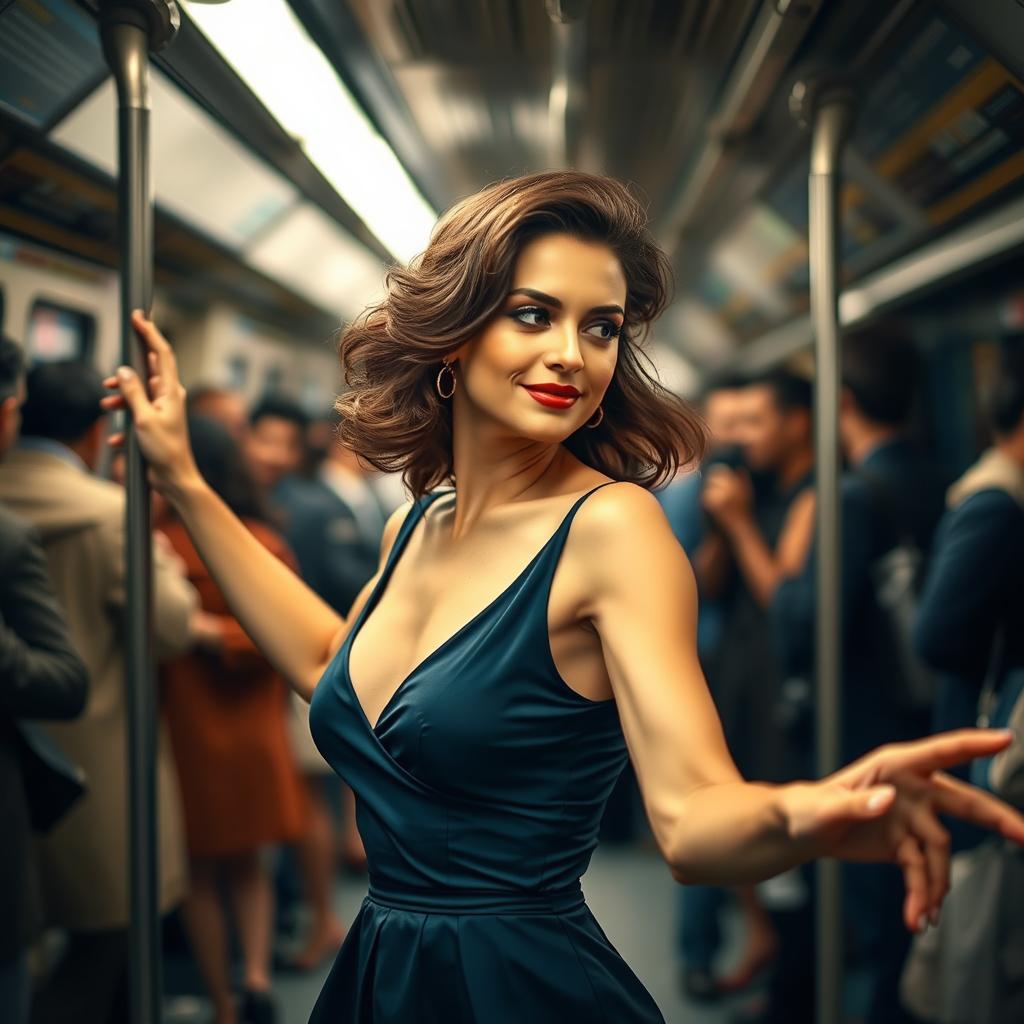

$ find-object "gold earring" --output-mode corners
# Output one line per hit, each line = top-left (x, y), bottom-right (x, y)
(436, 360), (456, 399)
(586, 405), (604, 429)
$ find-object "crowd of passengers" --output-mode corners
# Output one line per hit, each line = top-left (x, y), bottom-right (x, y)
(0, 320), (1022, 1024)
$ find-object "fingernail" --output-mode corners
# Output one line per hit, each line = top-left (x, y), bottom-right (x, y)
(867, 786), (894, 811)
(117, 366), (131, 381)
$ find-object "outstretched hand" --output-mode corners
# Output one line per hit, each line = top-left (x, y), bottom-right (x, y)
(100, 310), (201, 496)
(780, 729), (1024, 933)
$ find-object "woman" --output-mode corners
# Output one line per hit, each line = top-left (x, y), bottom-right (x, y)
(103, 172), (1024, 1023)
(159, 415), (310, 1024)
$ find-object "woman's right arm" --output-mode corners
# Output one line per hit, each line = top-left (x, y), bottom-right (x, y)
(103, 311), (402, 701)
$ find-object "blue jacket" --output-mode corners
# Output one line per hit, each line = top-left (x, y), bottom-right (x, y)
(915, 451), (1024, 733)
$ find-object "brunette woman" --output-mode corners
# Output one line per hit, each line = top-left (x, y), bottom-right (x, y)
(104, 172), (1024, 1023)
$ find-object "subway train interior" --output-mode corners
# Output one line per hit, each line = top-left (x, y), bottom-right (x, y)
(1, 1), (1023, 1022)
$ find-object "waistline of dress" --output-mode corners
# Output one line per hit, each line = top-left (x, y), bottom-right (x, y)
(365, 877), (586, 916)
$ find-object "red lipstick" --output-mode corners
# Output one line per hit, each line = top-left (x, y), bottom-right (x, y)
(522, 383), (580, 409)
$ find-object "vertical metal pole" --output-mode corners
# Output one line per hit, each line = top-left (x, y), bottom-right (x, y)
(99, 7), (166, 1020)
(794, 80), (856, 1024)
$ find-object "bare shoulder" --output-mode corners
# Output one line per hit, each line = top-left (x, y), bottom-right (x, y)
(378, 497), (416, 568)
(572, 481), (693, 593)
(573, 480), (677, 553)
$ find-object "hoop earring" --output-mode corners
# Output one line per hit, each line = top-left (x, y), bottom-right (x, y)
(436, 360), (456, 399)
(586, 405), (604, 429)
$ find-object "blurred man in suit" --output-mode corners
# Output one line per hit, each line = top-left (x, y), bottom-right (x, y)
(773, 323), (948, 1024)
(0, 360), (198, 1024)
(0, 338), (89, 1024)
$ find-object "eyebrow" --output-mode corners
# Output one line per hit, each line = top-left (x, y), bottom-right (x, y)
(509, 288), (624, 318)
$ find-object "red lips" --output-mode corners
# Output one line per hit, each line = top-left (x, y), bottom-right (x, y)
(522, 383), (581, 397)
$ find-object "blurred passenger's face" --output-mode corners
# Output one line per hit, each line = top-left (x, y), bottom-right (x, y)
(192, 391), (248, 444)
(703, 389), (744, 450)
(449, 233), (625, 445)
(0, 378), (25, 460)
(246, 416), (304, 490)
(737, 384), (806, 472)
(305, 418), (335, 468)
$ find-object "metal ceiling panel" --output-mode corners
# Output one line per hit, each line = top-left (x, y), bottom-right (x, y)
(0, 0), (107, 131)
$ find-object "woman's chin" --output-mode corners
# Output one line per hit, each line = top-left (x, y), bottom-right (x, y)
(517, 420), (583, 445)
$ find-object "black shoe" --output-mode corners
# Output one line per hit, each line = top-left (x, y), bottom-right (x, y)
(240, 988), (278, 1024)
(681, 966), (720, 1003)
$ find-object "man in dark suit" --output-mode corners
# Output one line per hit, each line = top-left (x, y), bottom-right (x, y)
(284, 412), (387, 619)
(772, 322), (949, 1024)
(773, 324), (949, 759)
(0, 337), (88, 1024)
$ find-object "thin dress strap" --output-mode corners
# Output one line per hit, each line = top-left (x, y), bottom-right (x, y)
(379, 489), (453, 577)
(564, 481), (618, 520)
(536, 480), (619, 562)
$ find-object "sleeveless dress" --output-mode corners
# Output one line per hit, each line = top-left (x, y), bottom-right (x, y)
(307, 483), (666, 1023)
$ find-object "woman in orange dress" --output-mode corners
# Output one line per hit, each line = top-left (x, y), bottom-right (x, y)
(161, 414), (309, 1024)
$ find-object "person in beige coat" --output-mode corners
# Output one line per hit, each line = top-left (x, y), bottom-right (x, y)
(0, 360), (198, 1024)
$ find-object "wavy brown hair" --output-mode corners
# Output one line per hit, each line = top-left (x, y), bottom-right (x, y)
(335, 171), (706, 497)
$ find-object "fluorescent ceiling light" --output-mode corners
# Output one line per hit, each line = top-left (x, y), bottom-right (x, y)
(246, 201), (387, 322)
(52, 73), (298, 249)
(182, 0), (436, 264)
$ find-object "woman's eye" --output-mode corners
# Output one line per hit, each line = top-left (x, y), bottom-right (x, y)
(509, 306), (550, 327)
(583, 320), (622, 341)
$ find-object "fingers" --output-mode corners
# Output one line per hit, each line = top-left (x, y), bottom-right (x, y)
(908, 806), (950, 925)
(826, 785), (895, 828)
(131, 309), (179, 396)
(101, 311), (179, 423)
(896, 835), (929, 933)
(109, 365), (152, 421)
(879, 729), (1013, 778)
(930, 771), (1024, 845)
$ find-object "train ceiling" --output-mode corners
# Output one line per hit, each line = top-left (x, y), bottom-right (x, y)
(0, 0), (1023, 381)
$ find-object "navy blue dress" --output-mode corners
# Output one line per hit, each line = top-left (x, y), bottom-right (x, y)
(308, 483), (666, 1022)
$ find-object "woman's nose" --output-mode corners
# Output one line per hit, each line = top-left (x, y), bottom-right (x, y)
(545, 324), (585, 370)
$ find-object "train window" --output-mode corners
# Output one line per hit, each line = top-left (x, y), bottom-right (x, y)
(25, 300), (96, 364)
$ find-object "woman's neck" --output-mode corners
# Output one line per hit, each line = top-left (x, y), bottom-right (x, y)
(448, 414), (572, 540)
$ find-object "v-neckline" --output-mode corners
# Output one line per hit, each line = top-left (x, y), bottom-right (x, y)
(342, 485), (606, 736)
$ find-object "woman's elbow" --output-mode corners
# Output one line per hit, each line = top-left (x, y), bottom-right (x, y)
(665, 829), (716, 886)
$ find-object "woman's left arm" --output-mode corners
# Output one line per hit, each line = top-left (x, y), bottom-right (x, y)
(576, 483), (1024, 933)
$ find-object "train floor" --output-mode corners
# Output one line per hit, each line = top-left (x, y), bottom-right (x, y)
(161, 842), (751, 1023)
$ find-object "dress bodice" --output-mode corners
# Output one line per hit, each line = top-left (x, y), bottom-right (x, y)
(306, 482), (666, 1022)
(309, 483), (629, 899)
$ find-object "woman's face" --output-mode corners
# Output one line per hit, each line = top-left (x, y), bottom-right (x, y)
(451, 232), (626, 443)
